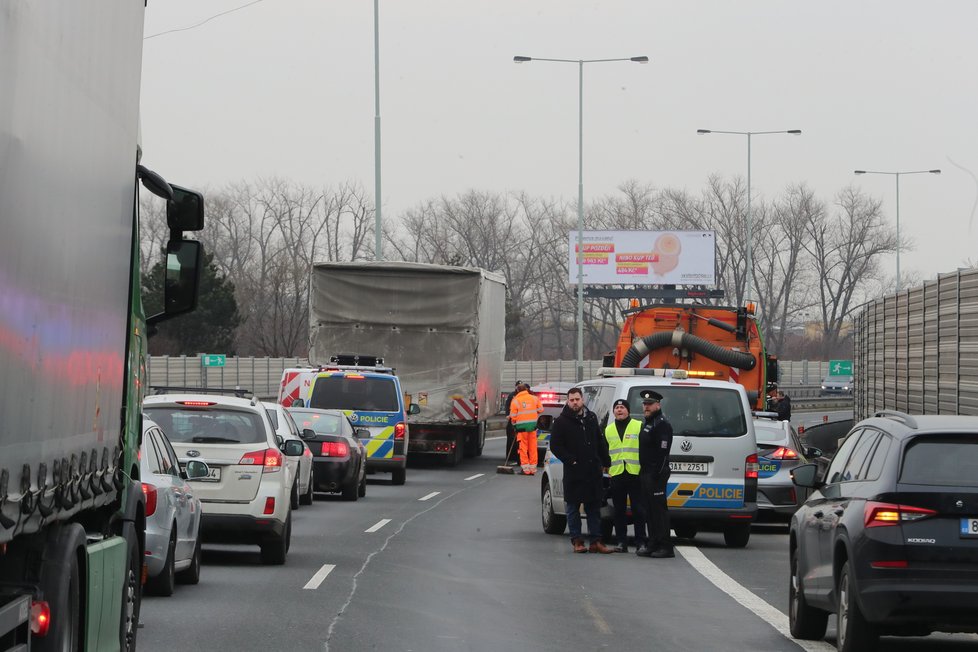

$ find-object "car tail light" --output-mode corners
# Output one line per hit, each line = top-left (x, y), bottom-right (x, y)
(263, 497), (275, 515)
(745, 453), (759, 479)
(142, 483), (158, 517)
(321, 441), (349, 457)
(870, 560), (908, 569)
(767, 446), (799, 460)
(30, 600), (50, 636)
(394, 422), (406, 440)
(864, 501), (938, 528)
(178, 400), (216, 407)
(239, 448), (282, 473)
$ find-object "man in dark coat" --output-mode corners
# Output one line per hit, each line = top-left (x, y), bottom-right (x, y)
(775, 390), (792, 422)
(637, 390), (674, 558)
(549, 387), (613, 554)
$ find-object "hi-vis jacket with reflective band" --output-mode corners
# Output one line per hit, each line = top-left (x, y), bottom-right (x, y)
(509, 391), (543, 432)
(604, 419), (642, 476)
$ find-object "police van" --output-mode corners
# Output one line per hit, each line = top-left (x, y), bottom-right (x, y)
(540, 368), (759, 548)
(279, 355), (411, 485)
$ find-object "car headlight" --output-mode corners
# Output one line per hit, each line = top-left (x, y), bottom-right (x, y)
(821, 385), (826, 389)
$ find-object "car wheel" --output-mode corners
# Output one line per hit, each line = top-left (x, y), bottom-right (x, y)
(672, 524), (697, 539)
(260, 513), (290, 565)
(300, 477), (314, 506)
(341, 477), (359, 501)
(358, 472), (367, 497)
(723, 523), (751, 548)
(788, 547), (827, 639)
(176, 537), (201, 585)
(837, 561), (877, 652)
(147, 530), (176, 596)
(290, 479), (300, 510)
(542, 482), (567, 535)
(391, 466), (406, 486)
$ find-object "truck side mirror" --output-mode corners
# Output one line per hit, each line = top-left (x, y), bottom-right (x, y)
(167, 184), (204, 232)
(147, 239), (202, 326)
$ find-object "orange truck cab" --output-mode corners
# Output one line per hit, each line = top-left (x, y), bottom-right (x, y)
(605, 302), (778, 411)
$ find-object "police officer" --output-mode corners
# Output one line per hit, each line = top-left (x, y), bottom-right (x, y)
(604, 398), (646, 553)
(637, 390), (674, 558)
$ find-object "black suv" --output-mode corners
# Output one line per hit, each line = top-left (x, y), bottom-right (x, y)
(788, 411), (978, 651)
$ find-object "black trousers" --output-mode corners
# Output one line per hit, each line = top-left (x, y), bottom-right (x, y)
(641, 471), (671, 550)
(610, 473), (646, 545)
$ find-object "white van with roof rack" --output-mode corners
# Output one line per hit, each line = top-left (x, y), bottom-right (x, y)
(540, 367), (760, 548)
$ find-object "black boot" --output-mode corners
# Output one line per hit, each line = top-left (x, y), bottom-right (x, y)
(635, 544), (651, 557)
(650, 547), (675, 558)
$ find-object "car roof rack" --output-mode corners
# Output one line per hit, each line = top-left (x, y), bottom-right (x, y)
(149, 385), (253, 399)
(874, 410), (918, 429)
(597, 367), (690, 379)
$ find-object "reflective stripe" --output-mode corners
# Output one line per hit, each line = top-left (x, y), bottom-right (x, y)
(509, 392), (543, 426)
(605, 419), (642, 476)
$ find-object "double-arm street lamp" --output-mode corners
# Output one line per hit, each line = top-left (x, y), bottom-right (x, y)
(515, 54), (649, 381)
(853, 169), (941, 292)
(696, 129), (802, 303)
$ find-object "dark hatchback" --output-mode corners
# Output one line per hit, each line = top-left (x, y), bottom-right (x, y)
(288, 408), (367, 501)
(788, 411), (978, 651)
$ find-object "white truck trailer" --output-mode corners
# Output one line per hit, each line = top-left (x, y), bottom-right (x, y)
(0, 3), (204, 649)
(309, 262), (506, 466)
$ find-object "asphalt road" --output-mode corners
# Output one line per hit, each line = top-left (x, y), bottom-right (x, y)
(138, 436), (977, 652)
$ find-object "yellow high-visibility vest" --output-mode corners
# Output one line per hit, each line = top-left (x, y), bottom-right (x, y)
(604, 419), (641, 476)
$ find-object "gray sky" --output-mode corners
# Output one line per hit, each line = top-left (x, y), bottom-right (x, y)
(141, 0), (978, 282)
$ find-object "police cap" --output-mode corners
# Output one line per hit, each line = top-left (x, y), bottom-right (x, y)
(640, 390), (663, 404)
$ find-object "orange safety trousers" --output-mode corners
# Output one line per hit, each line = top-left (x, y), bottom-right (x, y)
(518, 430), (538, 474)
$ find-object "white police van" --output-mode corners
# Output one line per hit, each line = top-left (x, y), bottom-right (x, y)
(540, 368), (760, 548)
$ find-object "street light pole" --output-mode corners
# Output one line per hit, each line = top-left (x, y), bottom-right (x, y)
(515, 54), (648, 382)
(853, 168), (941, 292)
(373, 0), (382, 260)
(697, 129), (801, 303)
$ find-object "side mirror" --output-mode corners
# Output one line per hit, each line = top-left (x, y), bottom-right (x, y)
(804, 446), (824, 459)
(167, 184), (205, 232)
(537, 415), (553, 430)
(791, 463), (820, 489)
(147, 239), (202, 326)
(407, 403), (421, 415)
(291, 398), (305, 408)
(355, 428), (370, 439)
(185, 460), (210, 480)
(283, 440), (305, 457)
(301, 428), (317, 439)
(276, 434), (285, 448)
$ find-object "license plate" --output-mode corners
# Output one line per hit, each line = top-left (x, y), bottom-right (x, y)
(670, 461), (708, 474)
(182, 466), (221, 481)
(960, 517), (978, 538)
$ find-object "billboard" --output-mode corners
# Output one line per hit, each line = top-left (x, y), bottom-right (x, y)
(566, 230), (716, 285)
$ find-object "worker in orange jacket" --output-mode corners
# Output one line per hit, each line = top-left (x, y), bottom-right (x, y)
(509, 383), (543, 475)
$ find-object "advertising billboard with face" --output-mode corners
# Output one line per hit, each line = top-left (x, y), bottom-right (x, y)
(566, 230), (717, 285)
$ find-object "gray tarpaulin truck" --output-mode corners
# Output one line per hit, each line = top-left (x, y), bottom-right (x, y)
(0, 2), (204, 648)
(309, 262), (506, 466)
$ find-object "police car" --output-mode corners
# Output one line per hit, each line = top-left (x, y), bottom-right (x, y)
(541, 368), (759, 548)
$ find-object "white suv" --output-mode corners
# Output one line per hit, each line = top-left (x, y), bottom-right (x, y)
(144, 393), (302, 564)
(541, 369), (760, 548)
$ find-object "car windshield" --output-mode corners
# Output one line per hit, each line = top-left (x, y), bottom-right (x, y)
(626, 386), (747, 437)
(143, 407), (267, 444)
(753, 423), (786, 444)
(308, 375), (399, 412)
(289, 410), (345, 436)
(900, 436), (978, 487)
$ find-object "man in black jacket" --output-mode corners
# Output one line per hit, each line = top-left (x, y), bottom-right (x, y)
(637, 390), (674, 558)
(549, 387), (613, 554)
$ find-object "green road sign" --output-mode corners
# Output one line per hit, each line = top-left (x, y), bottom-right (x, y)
(202, 354), (226, 367)
(829, 359), (852, 376)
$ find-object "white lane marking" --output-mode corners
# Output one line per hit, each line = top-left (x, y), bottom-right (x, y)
(464, 473), (484, 481)
(677, 546), (835, 652)
(486, 435), (506, 441)
(302, 564), (336, 590)
(419, 491), (440, 501)
(364, 519), (391, 533)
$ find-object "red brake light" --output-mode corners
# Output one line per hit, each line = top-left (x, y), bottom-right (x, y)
(394, 422), (406, 440)
(321, 441), (349, 457)
(745, 453), (759, 479)
(864, 501), (937, 528)
(30, 600), (50, 637)
(263, 497), (275, 515)
(239, 449), (266, 465)
(870, 560), (908, 569)
(263, 448), (282, 472)
(178, 400), (216, 407)
(768, 446), (799, 460)
(142, 483), (158, 517)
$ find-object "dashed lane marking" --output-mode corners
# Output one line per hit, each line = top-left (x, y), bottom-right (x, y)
(303, 564), (336, 590)
(677, 545), (835, 652)
(364, 519), (391, 533)
(419, 491), (440, 501)
(464, 473), (484, 481)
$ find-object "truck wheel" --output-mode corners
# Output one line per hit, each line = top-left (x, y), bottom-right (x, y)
(391, 467), (406, 486)
(260, 512), (290, 565)
(464, 423), (486, 457)
(542, 482), (567, 535)
(176, 537), (202, 585)
(120, 521), (142, 652)
(147, 530), (176, 596)
(36, 524), (85, 652)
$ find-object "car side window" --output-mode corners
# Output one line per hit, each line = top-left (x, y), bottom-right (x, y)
(825, 429), (864, 484)
(151, 430), (178, 476)
(580, 385), (600, 408)
(157, 432), (182, 477)
(841, 430), (880, 482)
(283, 410), (301, 438)
(145, 430), (165, 475)
(863, 432), (892, 481)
